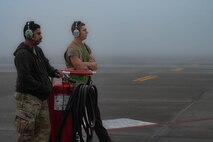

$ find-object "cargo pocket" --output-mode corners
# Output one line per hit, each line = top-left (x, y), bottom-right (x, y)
(15, 115), (35, 135)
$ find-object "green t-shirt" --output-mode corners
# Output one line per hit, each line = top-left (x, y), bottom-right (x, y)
(64, 42), (91, 84)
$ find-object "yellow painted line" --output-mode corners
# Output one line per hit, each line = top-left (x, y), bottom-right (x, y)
(133, 75), (152, 81)
(172, 68), (184, 72)
(133, 75), (157, 82)
(133, 75), (150, 82)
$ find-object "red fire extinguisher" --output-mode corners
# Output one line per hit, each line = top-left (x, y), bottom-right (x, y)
(48, 70), (95, 142)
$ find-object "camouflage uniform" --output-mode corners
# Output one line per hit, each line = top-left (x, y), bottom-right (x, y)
(15, 92), (50, 142)
(14, 23), (61, 142)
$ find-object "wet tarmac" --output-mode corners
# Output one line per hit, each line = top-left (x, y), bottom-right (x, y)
(1, 60), (213, 142)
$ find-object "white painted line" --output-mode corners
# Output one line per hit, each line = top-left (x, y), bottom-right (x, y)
(102, 118), (155, 130)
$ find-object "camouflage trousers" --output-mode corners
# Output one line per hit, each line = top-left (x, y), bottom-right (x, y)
(15, 92), (50, 142)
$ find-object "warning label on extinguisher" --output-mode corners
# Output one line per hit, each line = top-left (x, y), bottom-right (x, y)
(54, 94), (70, 110)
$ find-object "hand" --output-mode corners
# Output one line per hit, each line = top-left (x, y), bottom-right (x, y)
(55, 70), (63, 78)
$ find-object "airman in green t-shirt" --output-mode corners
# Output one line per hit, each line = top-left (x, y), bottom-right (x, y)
(64, 21), (114, 142)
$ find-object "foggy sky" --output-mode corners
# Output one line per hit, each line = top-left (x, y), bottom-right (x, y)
(1, 0), (213, 64)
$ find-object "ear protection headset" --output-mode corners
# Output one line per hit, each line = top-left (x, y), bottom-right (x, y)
(25, 21), (34, 39)
(72, 21), (80, 37)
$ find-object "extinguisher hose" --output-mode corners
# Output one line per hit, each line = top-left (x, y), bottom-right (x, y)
(56, 83), (98, 142)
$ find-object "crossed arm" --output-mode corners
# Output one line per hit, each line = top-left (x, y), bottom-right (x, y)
(69, 54), (97, 71)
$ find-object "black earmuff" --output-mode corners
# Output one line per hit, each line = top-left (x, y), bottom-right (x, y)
(25, 21), (34, 39)
(73, 21), (80, 37)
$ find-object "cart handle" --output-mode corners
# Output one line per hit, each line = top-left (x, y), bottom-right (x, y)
(61, 69), (96, 75)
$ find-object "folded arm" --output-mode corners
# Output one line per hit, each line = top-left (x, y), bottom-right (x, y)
(70, 55), (97, 71)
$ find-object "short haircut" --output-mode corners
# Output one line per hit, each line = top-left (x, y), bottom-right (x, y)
(23, 21), (40, 39)
(71, 21), (85, 33)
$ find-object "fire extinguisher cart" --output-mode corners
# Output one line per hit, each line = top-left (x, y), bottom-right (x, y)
(48, 70), (97, 142)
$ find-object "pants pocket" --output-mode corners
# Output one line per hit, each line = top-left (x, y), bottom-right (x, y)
(15, 115), (35, 135)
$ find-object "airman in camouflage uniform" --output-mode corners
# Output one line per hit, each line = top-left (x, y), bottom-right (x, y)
(13, 21), (63, 142)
